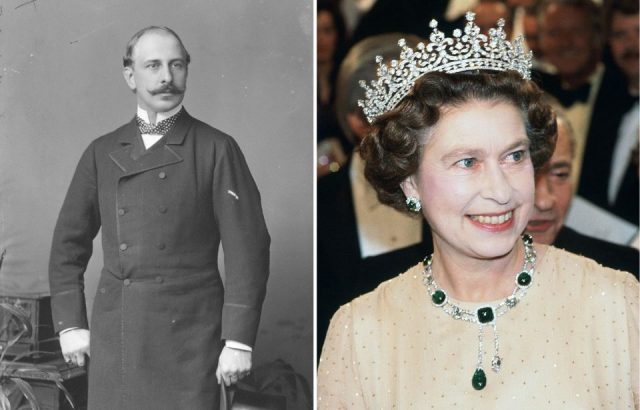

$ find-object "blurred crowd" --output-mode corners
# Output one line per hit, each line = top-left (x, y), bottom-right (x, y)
(317, 0), (639, 349)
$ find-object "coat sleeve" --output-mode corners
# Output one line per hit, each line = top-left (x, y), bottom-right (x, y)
(49, 142), (101, 333)
(212, 136), (270, 347)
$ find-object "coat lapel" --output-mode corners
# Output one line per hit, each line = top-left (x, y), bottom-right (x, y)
(109, 110), (191, 177)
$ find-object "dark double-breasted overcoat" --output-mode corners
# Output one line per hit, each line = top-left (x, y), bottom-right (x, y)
(49, 110), (270, 410)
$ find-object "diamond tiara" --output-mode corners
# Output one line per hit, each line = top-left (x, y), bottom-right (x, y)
(358, 11), (533, 123)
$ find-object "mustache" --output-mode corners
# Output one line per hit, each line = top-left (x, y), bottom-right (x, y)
(150, 84), (185, 95)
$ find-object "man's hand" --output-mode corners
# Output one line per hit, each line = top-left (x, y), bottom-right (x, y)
(216, 346), (252, 386)
(59, 329), (90, 367)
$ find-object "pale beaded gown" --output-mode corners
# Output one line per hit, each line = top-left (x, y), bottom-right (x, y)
(318, 246), (639, 409)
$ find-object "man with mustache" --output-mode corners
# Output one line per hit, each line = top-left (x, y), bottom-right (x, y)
(608, 0), (639, 96)
(49, 26), (270, 409)
(578, 0), (638, 228)
(589, 0), (640, 221)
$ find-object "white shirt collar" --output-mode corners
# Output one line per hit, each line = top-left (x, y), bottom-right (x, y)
(136, 104), (183, 125)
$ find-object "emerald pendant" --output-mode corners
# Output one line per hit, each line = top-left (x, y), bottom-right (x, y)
(517, 271), (532, 287)
(472, 368), (487, 390)
(431, 289), (447, 306)
(477, 306), (494, 324)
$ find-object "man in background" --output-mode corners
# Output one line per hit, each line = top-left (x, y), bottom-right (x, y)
(49, 26), (270, 409)
(577, 0), (639, 225)
(473, 0), (513, 38)
(527, 108), (638, 277)
(536, 0), (637, 226)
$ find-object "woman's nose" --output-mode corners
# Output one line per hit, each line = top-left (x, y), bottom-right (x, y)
(481, 164), (511, 205)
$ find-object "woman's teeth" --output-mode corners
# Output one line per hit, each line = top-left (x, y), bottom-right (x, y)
(471, 211), (513, 224)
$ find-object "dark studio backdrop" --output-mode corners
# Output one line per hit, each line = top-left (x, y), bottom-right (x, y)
(0, 0), (313, 384)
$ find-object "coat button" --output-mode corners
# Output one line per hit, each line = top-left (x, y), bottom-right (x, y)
(158, 206), (167, 214)
(158, 172), (167, 179)
(99, 288), (106, 294)
(123, 279), (131, 286)
(155, 276), (164, 283)
(119, 243), (128, 251)
(118, 208), (126, 216)
(157, 243), (166, 250)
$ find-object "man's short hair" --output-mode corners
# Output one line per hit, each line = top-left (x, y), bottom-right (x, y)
(606, 0), (639, 35)
(123, 26), (191, 67)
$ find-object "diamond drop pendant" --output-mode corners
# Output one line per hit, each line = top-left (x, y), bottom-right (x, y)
(491, 356), (502, 373)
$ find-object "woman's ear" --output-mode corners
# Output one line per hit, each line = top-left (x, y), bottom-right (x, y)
(400, 175), (419, 200)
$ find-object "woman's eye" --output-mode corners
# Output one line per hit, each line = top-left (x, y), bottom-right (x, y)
(506, 150), (526, 163)
(456, 158), (476, 168)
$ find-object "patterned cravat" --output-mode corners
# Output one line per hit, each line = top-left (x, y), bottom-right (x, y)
(137, 110), (181, 135)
